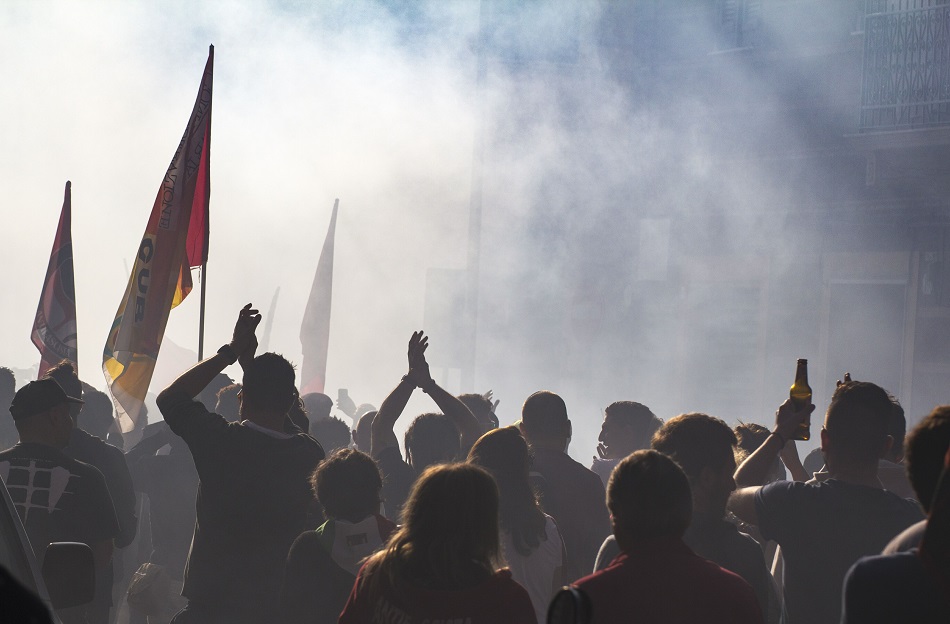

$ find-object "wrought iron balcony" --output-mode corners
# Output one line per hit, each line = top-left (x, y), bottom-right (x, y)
(861, 0), (950, 131)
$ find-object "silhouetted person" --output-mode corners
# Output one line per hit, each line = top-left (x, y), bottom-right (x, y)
(280, 449), (396, 624)
(370, 331), (481, 521)
(735, 422), (789, 483)
(468, 426), (565, 622)
(157, 304), (325, 624)
(459, 392), (499, 435)
(520, 390), (609, 580)
(568, 450), (762, 624)
(302, 392), (333, 423)
(125, 423), (198, 623)
(883, 405), (950, 553)
(595, 414), (780, 622)
(876, 394), (914, 499)
(213, 383), (241, 423)
(310, 416), (351, 454)
(44, 369), (137, 624)
(841, 405), (950, 623)
(351, 410), (376, 453)
(729, 382), (923, 624)
(0, 378), (119, 624)
(0, 367), (19, 451)
(338, 463), (536, 623)
(591, 400), (662, 486)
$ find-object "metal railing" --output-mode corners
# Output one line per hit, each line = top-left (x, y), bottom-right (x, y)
(861, 0), (950, 131)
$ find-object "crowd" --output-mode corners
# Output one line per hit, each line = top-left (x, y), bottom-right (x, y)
(1, 303), (948, 623)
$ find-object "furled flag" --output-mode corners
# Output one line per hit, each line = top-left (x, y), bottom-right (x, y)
(103, 46), (213, 432)
(32, 181), (78, 377)
(299, 200), (339, 394)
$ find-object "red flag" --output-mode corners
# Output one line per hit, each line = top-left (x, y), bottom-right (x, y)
(299, 200), (338, 394)
(32, 181), (78, 377)
(103, 46), (213, 432)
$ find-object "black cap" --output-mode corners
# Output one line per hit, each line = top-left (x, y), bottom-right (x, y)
(9, 378), (84, 421)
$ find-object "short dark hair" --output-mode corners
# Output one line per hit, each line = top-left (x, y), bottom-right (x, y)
(311, 416), (351, 454)
(734, 422), (770, 456)
(44, 360), (82, 399)
(605, 401), (662, 447)
(904, 405), (950, 512)
(312, 449), (382, 521)
(825, 382), (891, 466)
(241, 353), (296, 414)
(215, 383), (242, 422)
(521, 391), (568, 439)
(608, 450), (692, 545)
(651, 413), (736, 481)
(404, 413), (460, 470)
(459, 394), (498, 430)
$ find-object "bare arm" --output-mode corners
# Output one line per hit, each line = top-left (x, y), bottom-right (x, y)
(157, 304), (260, 408)
(779, 439), (810, 482)
(734, 399), (813, 488)
(728, 486), (762, 526)
(371, 332), (427, 458)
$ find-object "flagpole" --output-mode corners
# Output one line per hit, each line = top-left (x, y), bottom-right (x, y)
(198, 262), (207, 360)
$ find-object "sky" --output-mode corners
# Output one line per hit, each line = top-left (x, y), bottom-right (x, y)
(2, 0), (490, 428)
(1, 1), (888, 461)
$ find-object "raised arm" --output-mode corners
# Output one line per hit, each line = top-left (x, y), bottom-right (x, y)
(730, 398), (813, 525)
(157, 304), (260, 409)
(371, 332), (426, 458)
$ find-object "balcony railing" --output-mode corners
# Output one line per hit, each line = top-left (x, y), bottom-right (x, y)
(861, 0), (950, 131)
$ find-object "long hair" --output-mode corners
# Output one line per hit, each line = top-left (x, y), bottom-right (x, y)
(360, 463), (501, 596)
(467, 426), (547, 557)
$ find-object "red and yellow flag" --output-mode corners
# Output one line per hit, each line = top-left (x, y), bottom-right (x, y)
(103, 46), (213, 432)
(32, 181), (78, 377)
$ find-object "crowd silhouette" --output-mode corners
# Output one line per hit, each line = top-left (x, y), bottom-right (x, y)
(1, 303), (948, 623)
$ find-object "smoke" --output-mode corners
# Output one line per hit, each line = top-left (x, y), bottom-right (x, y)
(1, 1), (914, 460)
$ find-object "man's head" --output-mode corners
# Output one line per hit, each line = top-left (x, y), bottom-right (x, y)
(0, 367), (15, 406)
(311, 416), (351, 454)
(735, 422), (786, 483)
(198, 373), (233, 412)
(312, 448), (382, 523)
(240, 353), (297, 418)
(215, 383), (242, 422)
(822, 381), (892, 470)
(9, 378), (83, 449)
(353, 410), (377, 453)
(904, 405), (950, 512)
(599, 401), (662, 459)
(651, 413), (737, 516)
(885, 395), (906, 463)
(44, 360), (83, 422)
(302, 392), (333, 422)
(458, 393), (499, 434)
(80, 387), (116, 439)
(608, 449), (692, 551)
(404, 413), (460, 472)
(520, 391), (571, 451)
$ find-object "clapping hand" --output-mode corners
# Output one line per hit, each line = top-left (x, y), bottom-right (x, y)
(406, 331), (434, 389)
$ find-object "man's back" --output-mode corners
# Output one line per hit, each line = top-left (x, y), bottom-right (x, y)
(574, 537), (763, 624)
(755, 478), (923, 624)
(162, 393), (324, 616)
(530, 447), (609, 579)
(0, 442), (118, 559)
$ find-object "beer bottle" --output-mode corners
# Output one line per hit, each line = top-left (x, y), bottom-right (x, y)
(789, 359), (811, 441)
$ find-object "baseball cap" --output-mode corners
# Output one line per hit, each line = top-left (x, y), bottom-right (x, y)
(9, 378), (84, 421)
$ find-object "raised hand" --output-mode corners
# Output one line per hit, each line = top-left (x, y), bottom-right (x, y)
(231, 303), (262, 359)
(774, 398), (815, 442)
(836, 372), (853, 387)
(406, 331), (433, 389)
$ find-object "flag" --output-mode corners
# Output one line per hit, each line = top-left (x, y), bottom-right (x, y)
(299, 199), (338, 394)
(32, 181), (78, 377)
(103, 46), (213, 432)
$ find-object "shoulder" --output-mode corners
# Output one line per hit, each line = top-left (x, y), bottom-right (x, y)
(883, 519), (926, 554)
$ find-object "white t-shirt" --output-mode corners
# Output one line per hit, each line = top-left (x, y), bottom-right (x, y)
(501, 513), (564, 623)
